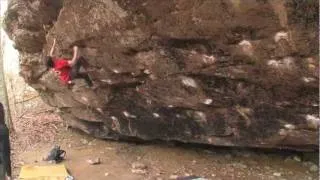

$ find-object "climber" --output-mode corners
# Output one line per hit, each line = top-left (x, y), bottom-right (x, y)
(0, 102), (12, 180)
(44, 38), (93, 87)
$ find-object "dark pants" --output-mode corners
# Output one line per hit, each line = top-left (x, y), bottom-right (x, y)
(70, 57), (93, 87)
(0, 102), (11, 179)
(0, 125), (11, 179)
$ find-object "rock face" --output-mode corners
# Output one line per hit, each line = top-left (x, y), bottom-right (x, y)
(4, 0), (319, 150)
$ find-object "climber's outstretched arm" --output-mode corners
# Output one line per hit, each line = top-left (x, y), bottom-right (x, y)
(49, 38), (56, 57)
(68, 46), (79, 67)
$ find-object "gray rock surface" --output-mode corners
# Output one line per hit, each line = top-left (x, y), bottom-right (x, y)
(4, 0), (319, 150)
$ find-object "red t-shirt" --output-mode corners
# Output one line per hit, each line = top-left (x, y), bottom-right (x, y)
(53, 58), (71, 84)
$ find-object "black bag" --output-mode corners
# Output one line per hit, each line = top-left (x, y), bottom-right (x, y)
(44, 145), (66, 163)
(0, 102), (12, 178)
(0, 124), (11, 178)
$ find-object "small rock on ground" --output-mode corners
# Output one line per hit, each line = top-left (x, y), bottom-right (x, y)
(132, 162), (147, 169)
(309, 164), (318, 172)
(80, 139), (88, 145)
(87, 158), (101, 165)
(131, 162), (148, 174)
(273, 172), (281, 177)
(302, 161), (319, 172)
(293, 156), (301, 162)
(131, 169), (147, 174)
(232, 162), (248, 169)
(169, 175), (178, 179)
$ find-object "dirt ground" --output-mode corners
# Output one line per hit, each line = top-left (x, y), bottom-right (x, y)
(9, 105), (319, 180)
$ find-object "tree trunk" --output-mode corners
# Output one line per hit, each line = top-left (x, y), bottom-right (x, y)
(0, 12), (14, 132)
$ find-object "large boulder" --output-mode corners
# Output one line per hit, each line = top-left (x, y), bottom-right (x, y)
(4, 0), (319, 150)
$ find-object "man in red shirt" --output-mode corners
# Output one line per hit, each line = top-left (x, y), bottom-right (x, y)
(44, 38), (93, 87)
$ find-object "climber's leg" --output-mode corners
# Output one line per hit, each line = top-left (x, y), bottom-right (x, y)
(70, 57), (93, 87)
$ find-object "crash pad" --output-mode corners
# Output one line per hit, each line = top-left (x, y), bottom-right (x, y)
(19, 164), (69, 180)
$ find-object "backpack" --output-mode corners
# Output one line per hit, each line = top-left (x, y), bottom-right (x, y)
(44, 145), (66, 163)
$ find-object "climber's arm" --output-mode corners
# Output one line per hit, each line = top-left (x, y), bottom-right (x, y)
(49, 38), (56, 57)
(68, 46), (79, 67)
